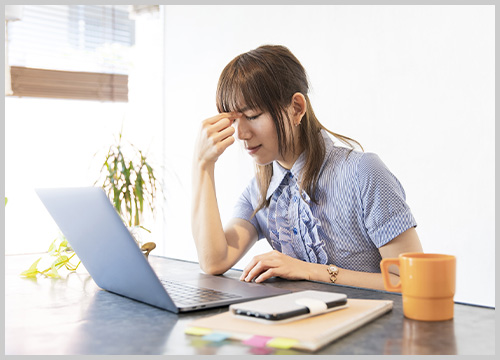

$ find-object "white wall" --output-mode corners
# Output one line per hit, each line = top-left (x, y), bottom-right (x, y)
(161, 5), (495, 307)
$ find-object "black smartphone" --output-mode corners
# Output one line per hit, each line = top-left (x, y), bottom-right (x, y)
(229, 290), (348, 323)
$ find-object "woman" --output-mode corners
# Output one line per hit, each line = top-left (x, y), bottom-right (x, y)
(191, 45), (423, 290)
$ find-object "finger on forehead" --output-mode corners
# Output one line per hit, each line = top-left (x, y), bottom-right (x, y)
(205, 112), (241, 125)
(209, 117), (233, 132)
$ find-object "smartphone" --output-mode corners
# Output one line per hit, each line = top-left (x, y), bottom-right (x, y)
(229, 290), (348, 324)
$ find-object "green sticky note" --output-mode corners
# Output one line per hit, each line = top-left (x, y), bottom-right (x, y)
(266, 337), (299, 349)
(184, 327), (212, 336)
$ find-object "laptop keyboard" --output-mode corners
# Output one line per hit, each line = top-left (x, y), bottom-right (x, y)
(159, 278), (241, 305)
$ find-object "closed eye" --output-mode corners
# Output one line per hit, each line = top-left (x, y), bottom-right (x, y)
(246, 113), (262, 121)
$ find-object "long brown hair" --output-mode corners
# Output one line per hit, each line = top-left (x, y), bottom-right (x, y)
(216, 45), (362, 214)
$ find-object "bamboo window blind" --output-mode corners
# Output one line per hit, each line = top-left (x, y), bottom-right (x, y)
(6, 5), (135, 102)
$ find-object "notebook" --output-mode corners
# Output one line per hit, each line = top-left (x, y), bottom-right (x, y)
(35, 187), (291, 313)
(186, 298), (393, 352)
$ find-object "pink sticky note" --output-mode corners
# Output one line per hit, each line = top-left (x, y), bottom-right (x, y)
(242, 335), (273, 348)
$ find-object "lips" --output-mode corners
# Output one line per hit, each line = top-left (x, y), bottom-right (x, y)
(246, 145), (261, 155)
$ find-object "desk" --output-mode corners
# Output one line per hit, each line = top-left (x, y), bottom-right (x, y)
(5, 254), (495, 355)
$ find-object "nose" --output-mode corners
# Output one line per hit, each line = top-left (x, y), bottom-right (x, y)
(234, 117), (252, 141)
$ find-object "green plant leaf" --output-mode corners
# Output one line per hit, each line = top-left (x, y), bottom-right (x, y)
(57, 239), (69, 253)
(45, 262), (60, 278)
(135, 173), (144, 213)
(47, 238), (57, 253)
(20, 257), (42, 278)
(53, 255), (69, 270)
(20, 269), (39, 278)
(94, 128), (161, 230)
(113, 187), (121, 213)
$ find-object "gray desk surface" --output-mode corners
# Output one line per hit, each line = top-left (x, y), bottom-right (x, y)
(5, 254), (495, 355)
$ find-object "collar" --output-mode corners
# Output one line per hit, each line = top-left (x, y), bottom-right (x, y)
(265, 152), (306, 200)
(265, 130), (334, 200)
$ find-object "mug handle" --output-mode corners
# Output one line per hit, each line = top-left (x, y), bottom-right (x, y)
(380, 258), (402, 292)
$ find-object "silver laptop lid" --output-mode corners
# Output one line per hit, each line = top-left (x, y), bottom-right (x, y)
(36, 187), (178, 312)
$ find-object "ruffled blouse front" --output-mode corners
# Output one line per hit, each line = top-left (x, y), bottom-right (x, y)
(266, 159), (328, 264)
(232, 130), (418, 272)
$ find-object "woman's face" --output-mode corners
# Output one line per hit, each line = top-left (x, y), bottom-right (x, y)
(233, 105), (300, 169)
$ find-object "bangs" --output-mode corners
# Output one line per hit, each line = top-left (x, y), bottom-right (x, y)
(216, 57), (268, 114)
(215, 48), (293, 158)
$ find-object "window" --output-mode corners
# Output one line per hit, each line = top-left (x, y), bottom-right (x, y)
(5, 5), (164, 256)
(6, 5), (136, 102)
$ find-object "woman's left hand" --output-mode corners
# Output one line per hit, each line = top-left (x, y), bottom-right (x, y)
(239, 250), (310, 283)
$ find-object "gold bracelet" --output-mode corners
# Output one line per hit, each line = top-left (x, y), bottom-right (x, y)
(326, 264), (339, 283)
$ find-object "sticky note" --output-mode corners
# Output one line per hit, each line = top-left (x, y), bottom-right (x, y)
(266, 337), (299, 349)
(184, 327), (212, 336)
(202, 332), (230, 342)
(190, 338), (210, 348)
(242, 335), (273, 347)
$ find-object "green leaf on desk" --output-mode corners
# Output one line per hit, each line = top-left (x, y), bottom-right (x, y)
(58, 239), (69, 252)
(20, 233), (81, 280)
(45, 262), (61, 278)
(47, 239), (56, 254)
(53, 255), (69, 269)
(20, 257), (42, 278)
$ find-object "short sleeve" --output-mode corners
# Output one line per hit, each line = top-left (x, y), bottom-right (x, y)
(232, 179), (263, 239)
(357, 153), (417, 247)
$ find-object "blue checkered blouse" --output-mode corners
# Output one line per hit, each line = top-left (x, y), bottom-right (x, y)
(232, 130), (417, 273)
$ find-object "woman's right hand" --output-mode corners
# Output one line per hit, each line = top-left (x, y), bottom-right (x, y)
(194, 112), (241, 166)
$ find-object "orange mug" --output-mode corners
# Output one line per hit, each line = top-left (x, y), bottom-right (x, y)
(381, 253), (456, 321)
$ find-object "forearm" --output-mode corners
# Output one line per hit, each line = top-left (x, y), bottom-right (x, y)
(306, 263), (399, 291)
(304, 229), (422, 290)
(191, 161), (231, 274)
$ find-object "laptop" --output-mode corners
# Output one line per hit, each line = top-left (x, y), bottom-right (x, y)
(35, 187), (291, 313)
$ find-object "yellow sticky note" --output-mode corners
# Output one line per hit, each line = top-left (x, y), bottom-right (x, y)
(184, 327), (212, 336)
(266, 337), (299, 349)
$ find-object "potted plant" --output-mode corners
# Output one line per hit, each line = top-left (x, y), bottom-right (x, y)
(21, 129), (162, 278)
(94, 129), (161, 254)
